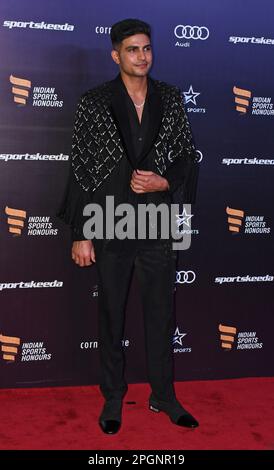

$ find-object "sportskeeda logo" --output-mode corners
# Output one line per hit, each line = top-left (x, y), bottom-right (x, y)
(3, 20), (74, 31)
(222, 156), (274, 166)
(0, 153), (69, 162)
(215, 275), (273, 285)
(229, 35), (274, 46)
(0, 280), (63, 291)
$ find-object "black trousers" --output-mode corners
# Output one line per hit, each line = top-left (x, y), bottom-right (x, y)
(94, 239), (178, 403)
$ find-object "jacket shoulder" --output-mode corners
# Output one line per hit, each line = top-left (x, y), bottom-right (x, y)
(152, 79), (181, 97)
(78, 80), (112, 105)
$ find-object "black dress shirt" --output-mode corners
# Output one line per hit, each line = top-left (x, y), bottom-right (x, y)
(125, 91), (149, 163)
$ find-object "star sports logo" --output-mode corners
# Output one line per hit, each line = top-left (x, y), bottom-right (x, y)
(176, 207), (199, 236)
(183, 85), (200, 105)
(183, 85), (206, 114)
(173, 327), (187, 346)
(176, 208), (193, 230)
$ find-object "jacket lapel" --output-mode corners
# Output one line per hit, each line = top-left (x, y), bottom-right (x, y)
(137, 82), (163, 165)
(109, 76), (136, 170)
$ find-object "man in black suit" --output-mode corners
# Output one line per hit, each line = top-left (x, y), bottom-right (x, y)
(58, 18), (199, 434)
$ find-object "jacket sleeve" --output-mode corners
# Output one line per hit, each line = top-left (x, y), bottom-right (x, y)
(56, 95), (93, 241)
(57, 166), (92, 241)
(163, 89), (199, 203)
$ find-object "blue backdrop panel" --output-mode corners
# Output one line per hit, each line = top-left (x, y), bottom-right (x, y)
(0, 0), (273, 387)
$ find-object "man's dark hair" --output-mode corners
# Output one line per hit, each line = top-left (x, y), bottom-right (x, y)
(110, 18), (151, 48)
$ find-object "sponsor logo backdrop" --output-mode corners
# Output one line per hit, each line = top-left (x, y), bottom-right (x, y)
(0, 0), (273, 387)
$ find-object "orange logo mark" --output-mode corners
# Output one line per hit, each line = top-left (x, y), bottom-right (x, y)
(218, 324), (237, 350)
(5, 206), (27, 235)
(233, 86), (251, 113)
(0, 333), (21, 361)
(226, 206), (245, 233)
(10, 75), (32, 105)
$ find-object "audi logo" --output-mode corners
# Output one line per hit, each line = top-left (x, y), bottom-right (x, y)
(176, 271), (196, 284)
(196, 150), (203, 163)
(174, 25), (210, 40)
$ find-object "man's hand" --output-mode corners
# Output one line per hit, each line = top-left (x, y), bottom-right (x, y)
(71, 240), (96, 267)
(130, 169), (169, 194)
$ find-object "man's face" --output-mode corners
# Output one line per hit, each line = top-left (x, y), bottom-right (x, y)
(111, 33), (153, 77)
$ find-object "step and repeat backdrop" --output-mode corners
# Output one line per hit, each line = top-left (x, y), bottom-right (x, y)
(0, 0), (273, 388)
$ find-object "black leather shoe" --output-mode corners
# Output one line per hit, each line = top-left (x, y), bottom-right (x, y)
(149, 396), (199, 428)
(99, 419), (121, 434)
(175, 413), (199, 428)
(99, 399), (122, 435)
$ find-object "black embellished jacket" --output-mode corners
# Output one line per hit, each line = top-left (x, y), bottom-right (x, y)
(58, 75), (199, 241)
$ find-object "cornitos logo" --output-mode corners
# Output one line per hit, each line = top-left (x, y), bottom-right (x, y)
(95, 26), (111, 35)
(3, 20), (74, 31)
(10, 75), (32, 106)
(176, 271), (196, 284)
(5, 206), (27, 236)
(218, 324), (237, 351)
(0, 332), (21, 361)
(233, 86), (252, 113)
